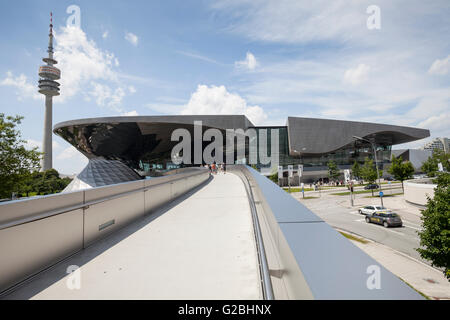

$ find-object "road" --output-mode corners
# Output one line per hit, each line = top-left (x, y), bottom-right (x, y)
(293, 188), (427, 265)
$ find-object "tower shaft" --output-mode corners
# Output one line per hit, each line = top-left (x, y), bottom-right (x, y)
(41, 96), (53, 171)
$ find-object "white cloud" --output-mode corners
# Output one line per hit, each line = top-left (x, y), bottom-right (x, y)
(122, 110), (139, 116)
(125, 32), (139, 46)
(25, 139), (61, 151)
(428, 55), (450, 75)
(344, 64), (371, 85)
(180, 84), (267, 124)
(128, 85), (136, 94)
(89, 82), (125, 112)
(176, 51), (221, 65)
(235, 52), (259, 70)
(24, 139), (41, 150)
(211, 1), (367, 44)
(208, 1), (449, 142)
(57, 146), (85, 160)
(52, 26), (136, 113)
(0, 71), (41, 101)
(54, 26), (120, 100)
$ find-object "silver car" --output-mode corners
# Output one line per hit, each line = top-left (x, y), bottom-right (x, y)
(365, 212), (403, 228)
(358, 205), (388, 215)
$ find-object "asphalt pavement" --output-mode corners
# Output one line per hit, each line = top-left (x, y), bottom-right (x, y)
(293, 187), (426, 264)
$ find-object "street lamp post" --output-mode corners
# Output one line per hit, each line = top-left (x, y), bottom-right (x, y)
(352, 136), (383, 207)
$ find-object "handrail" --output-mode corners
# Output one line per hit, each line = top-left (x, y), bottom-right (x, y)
(0, 169), (207, 231)
(236, 170), (274, 300)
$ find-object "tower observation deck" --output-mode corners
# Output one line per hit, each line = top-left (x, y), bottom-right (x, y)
(38, 12), (60, 171)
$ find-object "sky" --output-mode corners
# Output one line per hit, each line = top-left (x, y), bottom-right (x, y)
(0, 0), (449, 174)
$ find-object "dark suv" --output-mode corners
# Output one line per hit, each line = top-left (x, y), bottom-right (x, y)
(364, 183), (379, 190)
(365, 212), (403, 228)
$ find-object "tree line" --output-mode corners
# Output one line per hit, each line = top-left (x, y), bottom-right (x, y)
(0, 113), (71, 199)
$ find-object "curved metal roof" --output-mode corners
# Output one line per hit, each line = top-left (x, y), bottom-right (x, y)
(286, 117), (430, 155)
(53, 115), (430, 161)
(53, 115), (254, 132)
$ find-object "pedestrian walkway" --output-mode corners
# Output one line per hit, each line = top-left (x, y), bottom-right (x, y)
(3, 173), (262, 300)
(343, 230), (450, 300)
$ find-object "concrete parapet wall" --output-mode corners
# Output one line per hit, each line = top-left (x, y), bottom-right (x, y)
(404, 178), (436, 206)
(0, 168), (210, 293)
(230, 165), (423, 300)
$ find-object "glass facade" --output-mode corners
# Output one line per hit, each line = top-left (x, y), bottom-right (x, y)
(55, 122), (393, 176)
(252, 126), (391, 171)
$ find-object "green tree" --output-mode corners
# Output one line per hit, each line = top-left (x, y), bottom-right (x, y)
(387, 155), (415, 191)
(327, 160), (340, 181)
(20, 169), (72, 196)
(0, 114), (41, 199)
(417, 173), (450, 280)
(360, 157), (381, 195)
(421, 149), (450, 177)
(268, 172), (278, 184)
(351, 160), (361, 180)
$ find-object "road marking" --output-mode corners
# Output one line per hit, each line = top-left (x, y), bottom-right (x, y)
(354, 219), (405, 236)
(403, 224), (422, 231)
(348, 211), (364, 217)
(350, 211), (422, 231)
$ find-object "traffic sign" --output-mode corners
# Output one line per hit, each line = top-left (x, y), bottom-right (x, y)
(297, 164), (303, 177)
(379, 191), (384, 197)
(344, 169), (350, 182)
(277, 166), (283, 180)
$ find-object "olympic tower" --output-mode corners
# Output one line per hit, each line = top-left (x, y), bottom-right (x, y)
(38, 12), (61, 171)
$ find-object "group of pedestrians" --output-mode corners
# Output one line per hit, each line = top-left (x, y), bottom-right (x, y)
(205, 162), (226, 175)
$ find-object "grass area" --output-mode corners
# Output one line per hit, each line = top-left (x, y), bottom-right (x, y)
(331, 189), (378, 196)
(399, 277), (431, 300)
(301, 196), (319, 199)
(364, 192), (404, 198)
(20, 192), (38, 197)
(283, 187), (313, 193)
(320, 185), (347, 188)
(339, 231), (369, 244)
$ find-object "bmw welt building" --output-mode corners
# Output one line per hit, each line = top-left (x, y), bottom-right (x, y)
(54, 115), (429, 190)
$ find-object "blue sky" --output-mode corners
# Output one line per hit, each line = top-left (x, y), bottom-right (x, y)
(0, 0), (449, 174)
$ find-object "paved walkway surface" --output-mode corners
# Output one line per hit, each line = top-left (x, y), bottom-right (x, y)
(343, 230), (450, 300)
(3, 173), (262, 300)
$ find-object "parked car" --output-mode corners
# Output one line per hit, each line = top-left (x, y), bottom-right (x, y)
(364, 183), (379, 190)
(384, 176), (395, 181)
(358, 205), (388, 215)
(365, 212), (403, 228)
